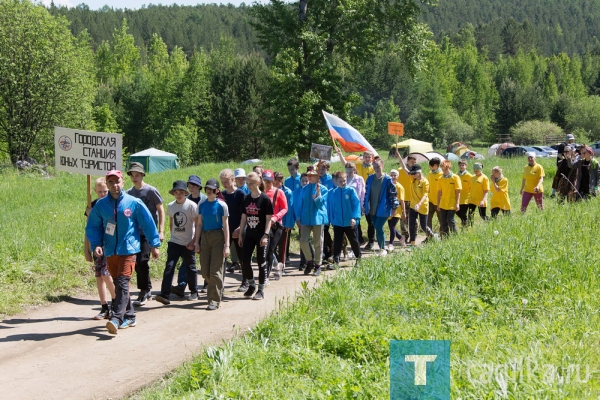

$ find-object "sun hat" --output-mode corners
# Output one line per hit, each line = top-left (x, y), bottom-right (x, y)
(127, 162), (145, 176)
(169, 180), (189, 196)
(473, 162), (483, 170)
(234, 168), (246, 178)
(187, 175), (202, 189)
(566, 134), (575, 141)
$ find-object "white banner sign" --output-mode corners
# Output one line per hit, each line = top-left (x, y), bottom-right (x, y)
(54, 127), (122, 176)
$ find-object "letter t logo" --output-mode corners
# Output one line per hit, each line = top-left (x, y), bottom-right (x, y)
(405, 355), (437, 385)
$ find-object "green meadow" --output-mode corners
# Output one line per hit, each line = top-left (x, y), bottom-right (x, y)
(4, 154), (600, 397)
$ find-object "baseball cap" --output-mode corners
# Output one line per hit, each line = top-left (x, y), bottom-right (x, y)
(262, 170), (274, 181)
(105, 170), (123, 180)
(127, 162), (145, 176)
(169, 180), (189, 196)
(408, 165), (422, 175)
(234, 168), (246, 178)
(187, 175), (202, 188)
(205, 178), (219, 190)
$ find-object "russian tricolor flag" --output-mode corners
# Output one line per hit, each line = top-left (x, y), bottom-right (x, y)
(322, 111), (378, 156)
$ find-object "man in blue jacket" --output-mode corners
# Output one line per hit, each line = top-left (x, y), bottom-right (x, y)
(86, 170), (161, 334)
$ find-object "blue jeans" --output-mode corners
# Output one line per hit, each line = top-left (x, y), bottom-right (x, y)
(371, 215), (388, 250)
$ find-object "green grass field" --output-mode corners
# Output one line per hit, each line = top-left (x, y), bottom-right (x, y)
(5, 153), (598, 397)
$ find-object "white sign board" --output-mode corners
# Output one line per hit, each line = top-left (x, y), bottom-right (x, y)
(54, 127), (122, 176)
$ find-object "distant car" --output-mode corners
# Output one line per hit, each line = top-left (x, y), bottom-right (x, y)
(531, 146), (558, 157)
(589, 142), (600, 157)
(500, 146), (549, 158)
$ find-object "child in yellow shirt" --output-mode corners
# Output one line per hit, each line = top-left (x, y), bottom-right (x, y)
(490, 166), (511, 217)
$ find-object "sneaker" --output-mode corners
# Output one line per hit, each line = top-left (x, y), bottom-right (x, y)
(272, 272), (281, 281)
(379, 249), (388, 257)
(237, 283), (249, 292)
(133, 291), (148, 306)
(106, 319), (119, 334)
(206, 303), (219, 310)
(188, 292), (199, 301)
(170, 285), (185, 297)
(387, 244), (395, 252)
(119, 318), (137, 329)
(155, 294), (171, 305)
(93, 308), (109, 320)
(252, 290), (264, 300)
(265, 278), (270, 286)
(348, 251), (355, 260)
(365, 242), (375, 251)
(325, 263), (336, 271)
(313, 266), (322, 276)
(244, 286), (256, 298)
(303, 261), (314, 275)
(199, 285), (208, 294)
(325, 256), (334, 264)
(226, 264), (235, 273)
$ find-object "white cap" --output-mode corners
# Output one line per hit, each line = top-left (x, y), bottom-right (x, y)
(234, 168), (246, 178)
(526, 152), (536, 158)
(390, 169), (399, 176)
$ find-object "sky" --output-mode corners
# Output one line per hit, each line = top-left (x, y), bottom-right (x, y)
(39, 0), (251, 10)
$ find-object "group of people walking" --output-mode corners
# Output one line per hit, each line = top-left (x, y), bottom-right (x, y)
(84, 134), (599, 334)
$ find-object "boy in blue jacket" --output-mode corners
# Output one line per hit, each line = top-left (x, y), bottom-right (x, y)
(86, 170), (161, 334)
(295, 166), (329, 276)
(329, 172), (362, 267)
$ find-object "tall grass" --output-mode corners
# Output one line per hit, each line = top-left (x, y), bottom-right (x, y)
(132, 156), (600, 398)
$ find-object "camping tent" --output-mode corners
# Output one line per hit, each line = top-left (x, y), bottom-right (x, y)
(128, 148), (179, 173)
(389, 139), (433, 157)
(402, 152), (446, 164)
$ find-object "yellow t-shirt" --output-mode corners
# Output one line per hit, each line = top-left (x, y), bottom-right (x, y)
(469, 174), (490, 206)
(458, 171), (472, 205)
(390, 181), (405, 218)
(427, 170), (443, 206)
(522, 164), (545, 193)
(438, 174), (462, 210)
(355, 162), (375, 182)
(398, 169), (412, 204)
(490, 177), (511, 210)
(410, 178), (429, 215)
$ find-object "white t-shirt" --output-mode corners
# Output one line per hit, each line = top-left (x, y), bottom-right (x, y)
(168, 199), (198, 246)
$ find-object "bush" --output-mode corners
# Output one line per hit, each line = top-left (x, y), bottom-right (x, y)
(509, 120), (563, 145)
(565, 95), (600, 142)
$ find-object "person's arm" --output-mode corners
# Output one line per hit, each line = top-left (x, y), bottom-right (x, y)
(157, 202), (165, 242)
(437, 189), (442, 207)
(520, 178), (526, 195)
(196, 214), (204, 253)
(400, 196), (406, 219)
(191, 215), (199, 250)
(334, 145), (348, 165)
(395, 150), (410, 174)
(238, 214), (246, 248)
(480, 190), (489, 207)
(260, 215), (272, 247)
(222, 215), (230, 257)
(271, 190), (288, 223)
(84, 235), (93, 262)
(455, 189), (460, 211)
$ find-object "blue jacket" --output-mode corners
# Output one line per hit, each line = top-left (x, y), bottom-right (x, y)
(320, 174), (334, 190)
(295, 183), (329, 226)
(285, 175), (301, 193)
(364, 174), (397, 218)
(86, 190), (161, 257)
(328, 186), (361, 227)
(281, 185), (295, 229)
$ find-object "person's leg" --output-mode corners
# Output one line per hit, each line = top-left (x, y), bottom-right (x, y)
(357, 220), (365, 244)
(344, 226), (361, 260)
(419, 212), (434, 238)
(299, 225), (314, 263)
(447, 209), (457, 233)
(467, 204), (477, 226)
(409, 209), (418, 243)
(427, 203), (437, 232)
(491, 207), (500, 218)
(159, 242), (181, 298)
(277, 229), (288, 269)
(135, 235), (152, 293)
(457, 204), (469, 227)
(372, 216), (387, 251)
(256, 236), (269, 287)
(267, 227), (283, 277)
(479, 206), (488, 220)
(503, 210), (511, 216)
(241, 235), (257, 287)
(439, 209), (449, 236)
(323, 224), (333, 260)
(365, 214), (375, 246)
(182, 247), (198, 296)
(400, 201), (410, 241)
(332, 225), (344, 263)
(96, 277), (107, 305)
(176, 261), (187, 289)
(533, 193), (544, 210)
(521, 192), (533, 212)
(206, 231), (225, 307)
(388, 217), (399, 246)
(106, 255), (135, 328)
(312, 225), (324, 266)
(285, 229), (291, 262)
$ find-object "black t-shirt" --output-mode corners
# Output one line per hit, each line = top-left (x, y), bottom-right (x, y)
(242, 192), (274, 240)
(222, 189), (245, 232)
(84, 199), (99, 217)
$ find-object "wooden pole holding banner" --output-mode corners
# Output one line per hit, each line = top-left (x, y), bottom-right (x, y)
(87, 174), (92, 208)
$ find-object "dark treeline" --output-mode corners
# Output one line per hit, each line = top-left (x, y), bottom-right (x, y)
(48, 3), (260, 56)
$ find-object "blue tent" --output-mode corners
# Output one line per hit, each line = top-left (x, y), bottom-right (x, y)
(128, 148), (179, 173)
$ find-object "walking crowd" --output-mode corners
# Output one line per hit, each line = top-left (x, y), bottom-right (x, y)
(84, 133), (599, 334)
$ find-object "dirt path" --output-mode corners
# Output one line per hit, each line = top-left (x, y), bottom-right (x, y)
(0, 257), (344, 400)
